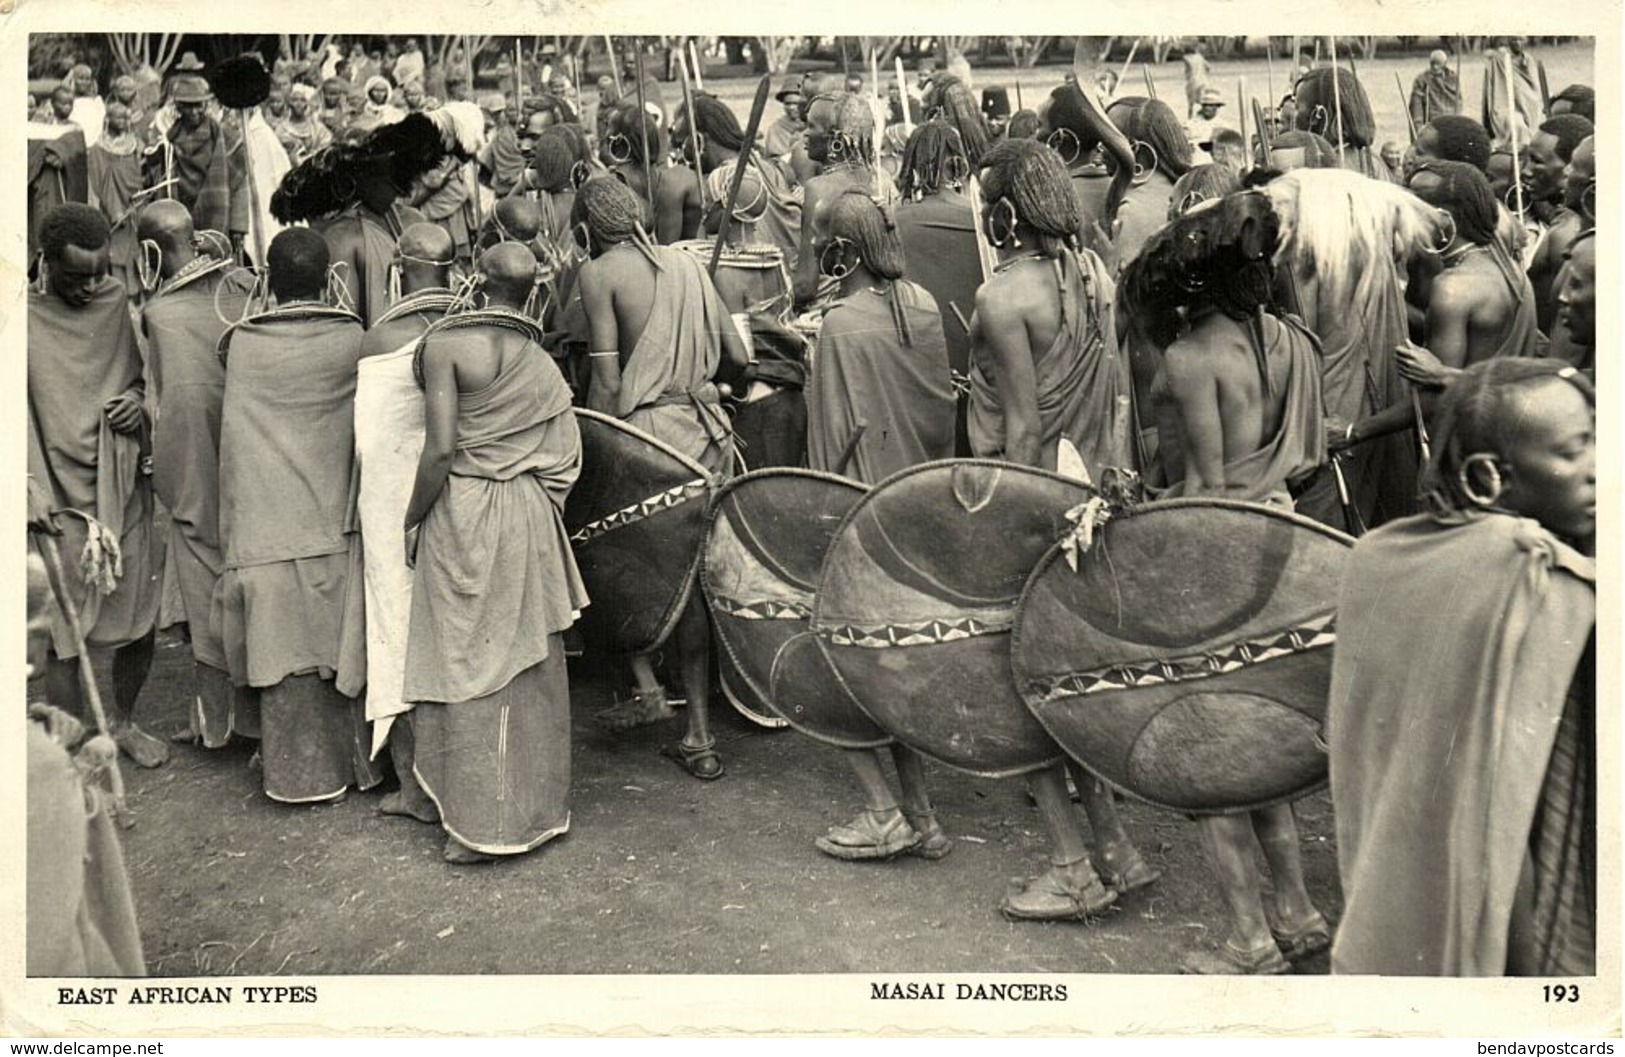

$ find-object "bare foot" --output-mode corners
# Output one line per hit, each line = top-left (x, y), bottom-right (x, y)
(113, 724), (170, 768)
(595, 687), (676, 732)
(379, 791), (438, 824)
(443, 838), (497, 865)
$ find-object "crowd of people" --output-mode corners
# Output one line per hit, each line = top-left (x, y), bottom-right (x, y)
(25, 34), (1595, 980)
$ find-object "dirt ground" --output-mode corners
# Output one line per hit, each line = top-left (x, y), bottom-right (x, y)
(100, 632), (1342, 977)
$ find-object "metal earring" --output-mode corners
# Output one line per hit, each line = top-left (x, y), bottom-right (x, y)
(1130, 141), (1158, 186)
(1045, 127), (1082, 167)
(1459, 453), (1505, 508)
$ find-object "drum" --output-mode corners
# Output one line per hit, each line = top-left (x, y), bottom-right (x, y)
(673, 239), (792, 321)
(812, 460), (1092, 778)
(1012, 499), (1354, 815)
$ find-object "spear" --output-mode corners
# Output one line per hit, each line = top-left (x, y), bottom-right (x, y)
(1252, 97), (1272, 162)
(709, 73), (771, 277)
(1142, 64), (1157, 100)
(1119, 37), (1140, 84)
(631, 37), (656, 219)
(676, 47), (707, 211)
(1505, 47), (1526, 227)
(1396, 71), (1417, 143)
(1236, 77), (1248, 160)
(895, 55), (912, 133)
(1537, 58), (1551, 112)
(1266, 41), (1275, 114)
(1327, 36), (1346, 169)
(689, 40), (704, 91)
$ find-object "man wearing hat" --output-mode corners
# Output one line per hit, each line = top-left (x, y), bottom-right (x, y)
(980, 86), (1011, 139)
(146, 73), (247, 251)
(764, 74), (805, 162)
(1183, 86), (1233, 155)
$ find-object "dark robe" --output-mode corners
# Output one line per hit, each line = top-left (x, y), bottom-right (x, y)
(1328, 512), (1594, 975)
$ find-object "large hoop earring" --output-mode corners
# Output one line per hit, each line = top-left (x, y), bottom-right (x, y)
(571, 160), (590, 189)
(988, 197), (1021, 248)
(827, 133), (848, 161)
(1175, 191), (1207, 218)
(1423, 209), (1457, 255)
(137, 239), (163, 293)
(818, 237), (856, 280)
(1130, 141), (1158, 186)
(1459, 453), (1505, 508)
(943, 154), (970, 189)
(1308, 104), (1331, 138)
(606, 133), (632, 164)
(1045, 127), (1082, 167)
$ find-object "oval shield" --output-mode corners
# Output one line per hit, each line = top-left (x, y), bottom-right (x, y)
(564, 408), (714, 657)
(812, 460), (1094, 778)
(703, 469), (889, 746)
(1012, 498), (1354, 815)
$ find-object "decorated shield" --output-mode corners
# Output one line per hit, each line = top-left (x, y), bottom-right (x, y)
(1012, 498), (1354, 815)
(565, 409), (714, 657)
(703, 469), (889, 746)
(812, 460), (1094, 778)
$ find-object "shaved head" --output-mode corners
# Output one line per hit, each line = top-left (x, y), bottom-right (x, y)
(476, 242), (539, 309)
(492, 196), (541, 242)
(398, 221), (455, 263)
(137, 199), (195, 246)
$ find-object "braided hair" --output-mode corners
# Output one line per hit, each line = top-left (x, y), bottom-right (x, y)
(571, 174), (659, 264)
(826, 189), (914, 345)
(1168, 164), (1243, 221)
(1121, 191), (1280, 350)
(1293, 67), (1376, 148)
(921, 73), (990, 167)
(978, 137), (1082, 258)
(1409, 159), (1499, 247)
(1106, 96), (1193, 181)
(1422, 358), (1594, 514)
(607, 103), (663, 166)
(684, 93), (745, 152)
(898, 120), (967, 200)
(532, 125), (578, 193)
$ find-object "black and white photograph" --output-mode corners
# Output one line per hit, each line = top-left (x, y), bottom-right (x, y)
(6, 0), (1616, 1038)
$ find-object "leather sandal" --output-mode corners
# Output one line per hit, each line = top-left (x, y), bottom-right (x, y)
(903, 810), (953, 861)
(661, 738), (724, 780)
(1000, 860), (1117, 921)
(1270, 912), (1333, 961)
(1094, 842), (1162, 895)
(815, 809), (920, 861)
(596, 686), (677, 731)
(1180, 939), (1291, 975)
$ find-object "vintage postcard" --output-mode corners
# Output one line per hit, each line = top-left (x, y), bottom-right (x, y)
(1, 0), (1618, 1038)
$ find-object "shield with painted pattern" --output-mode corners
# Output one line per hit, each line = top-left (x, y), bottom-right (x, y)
(1012, 498), (1353, 815)
(811, 460), (1095, 778)
(703, 469), (888, 745)
(564, 408), (714, 657)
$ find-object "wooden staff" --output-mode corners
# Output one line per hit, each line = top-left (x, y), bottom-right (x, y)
(631, 37), (656, 219)
(689, 40), (704, 92)
(466, 37), (483, 234)
(895, 56), (912, 133)
(1396, 72), (1417, 143)
(1327, 36), (1346, 169)
(515, 38), (525, 115)
(1266, 41), (1275, 113)
(1119, 37), (1141, 84)
(709, 74), (771, 277)
(676, 47), (707, 210)
(1236, 78), (1248, 161)
(1505, 47), (1526, 227)
(34, 530), (133, 827)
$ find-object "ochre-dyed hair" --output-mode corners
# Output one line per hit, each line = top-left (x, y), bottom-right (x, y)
(571, 173), (645, 245)
(532, 125), (578, 192)
(1168, 164), (1243, 220)
(1409, 159), (1499, 247)
(608, 103), (663, 165)
(1292, 67), (1376, 148)
(1423, 115), (1492, 171)
(1422, 358), (1595, 513)
(1005, 109), (1041, 140)
(684, 93), (745, 152)
(40, 202), (110, 261)
(922, 74), (990, 167)
(1106, 96), (1193, 181)
(978, 137), (1081, 257)
(825, 188), (915, 346)
(898, 120), (967, 199)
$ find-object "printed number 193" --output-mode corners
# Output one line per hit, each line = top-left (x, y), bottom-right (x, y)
(1543, 985), (1581, 1003)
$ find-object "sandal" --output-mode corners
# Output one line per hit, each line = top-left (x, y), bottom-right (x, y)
(1180, 939), (1292, 975)
(661, 738), (725, 780)
(1270, 912), (1333, 961)
(1000, 860), (1117, 921)
(596, 687), (677, 731)
(903, 810), (953, 861)
(1094, 843), (1161, 895)
(816, 809), (920, 861)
